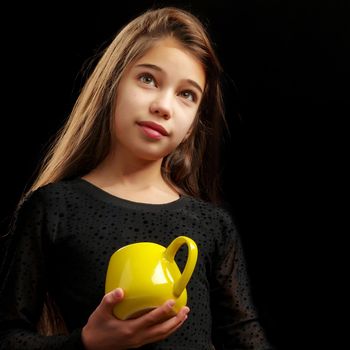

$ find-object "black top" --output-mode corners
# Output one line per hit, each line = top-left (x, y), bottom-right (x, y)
(0, 178), (273, 349)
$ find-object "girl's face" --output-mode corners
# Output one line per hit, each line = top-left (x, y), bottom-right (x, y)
(112, 37), (205, 162)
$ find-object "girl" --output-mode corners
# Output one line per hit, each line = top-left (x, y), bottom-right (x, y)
(0, 6), (274, 350)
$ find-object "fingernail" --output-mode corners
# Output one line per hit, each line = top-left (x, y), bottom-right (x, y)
(183, 307), (190, 315)
(114, 288), (123, 298)
(167, 300), (176, 307)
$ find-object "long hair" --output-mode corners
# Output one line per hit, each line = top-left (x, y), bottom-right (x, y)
(25, 6), (226, 334)
(26, 6), (225, 203)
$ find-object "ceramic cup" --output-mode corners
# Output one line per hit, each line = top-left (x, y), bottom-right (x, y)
(105, 235), (198, 320)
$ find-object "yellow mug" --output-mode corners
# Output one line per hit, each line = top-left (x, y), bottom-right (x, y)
(105, 236), (198, 320)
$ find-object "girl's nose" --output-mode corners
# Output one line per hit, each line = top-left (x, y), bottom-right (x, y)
(149, 95), (172, 120)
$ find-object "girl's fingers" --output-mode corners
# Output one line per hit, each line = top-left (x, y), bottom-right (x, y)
(143, 307), (189, 343)
(134, 300), (177, 327)
(98, 288), (124, 315)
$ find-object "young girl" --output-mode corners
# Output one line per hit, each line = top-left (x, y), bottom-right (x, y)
(0, 6), (274, 350)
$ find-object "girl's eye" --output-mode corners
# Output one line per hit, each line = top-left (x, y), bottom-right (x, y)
(139, 73), (156, 86)
(180, 90), (197, 102)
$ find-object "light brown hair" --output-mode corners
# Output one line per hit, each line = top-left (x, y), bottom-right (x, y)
(29, 7), (226, 334)
(26, 6), (225, 204)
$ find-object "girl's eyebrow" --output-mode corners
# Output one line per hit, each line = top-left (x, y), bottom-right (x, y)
(135, 63), (203, 94)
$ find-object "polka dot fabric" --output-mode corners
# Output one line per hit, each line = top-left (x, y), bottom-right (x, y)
(0, 178), (273, 349)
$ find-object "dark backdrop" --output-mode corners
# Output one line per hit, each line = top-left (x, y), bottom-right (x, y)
(2, 1), (349, 349)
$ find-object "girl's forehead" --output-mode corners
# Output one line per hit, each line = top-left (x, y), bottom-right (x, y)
(137, 37), (192, 61)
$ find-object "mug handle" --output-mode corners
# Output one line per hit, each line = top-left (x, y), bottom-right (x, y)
(163, 236), (198, 297)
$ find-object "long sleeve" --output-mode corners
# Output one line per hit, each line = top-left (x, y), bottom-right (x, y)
(210, 214), (274, 350)
(0, 190), (84, 350)
(2, 178), (276, 349)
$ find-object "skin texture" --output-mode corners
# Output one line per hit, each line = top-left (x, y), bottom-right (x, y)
(112, 37), (205, 163)
(83, 37), (205, 204)
(81, 38), (205, 348)
(82, 289), (189, 350)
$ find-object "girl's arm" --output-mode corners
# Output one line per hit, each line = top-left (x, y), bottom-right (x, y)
(210, 214), (275, 350)
(0, 191), (84, 349)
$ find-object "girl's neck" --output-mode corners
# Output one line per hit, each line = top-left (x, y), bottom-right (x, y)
(82, 152), (180, 204)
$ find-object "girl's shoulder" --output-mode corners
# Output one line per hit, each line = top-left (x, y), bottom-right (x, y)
(185, 196), (236, 228)
(19, 178), (82, 211)
(185, 197), (241, 255)
(24, 179), (72, 199)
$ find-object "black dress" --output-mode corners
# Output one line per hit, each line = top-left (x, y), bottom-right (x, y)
(0, 178), (273, 349)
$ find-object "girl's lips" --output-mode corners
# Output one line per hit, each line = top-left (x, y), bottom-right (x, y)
(137, 121), (169, 139)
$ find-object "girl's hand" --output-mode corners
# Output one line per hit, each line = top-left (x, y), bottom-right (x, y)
(81, 288), (189, 350)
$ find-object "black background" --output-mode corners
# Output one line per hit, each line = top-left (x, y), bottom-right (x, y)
(1, 1), (349, 349)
